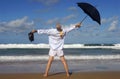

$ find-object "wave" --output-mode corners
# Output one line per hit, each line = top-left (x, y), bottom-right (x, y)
(0, 55), (120, 62)
(114, 44), (120, 46)
(0, 44), (120, 49)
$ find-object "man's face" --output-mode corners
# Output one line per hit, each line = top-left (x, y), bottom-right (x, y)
(56, 24), (62, 32)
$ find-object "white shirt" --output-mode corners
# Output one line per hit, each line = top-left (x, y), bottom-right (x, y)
(37, 26), (76, 50)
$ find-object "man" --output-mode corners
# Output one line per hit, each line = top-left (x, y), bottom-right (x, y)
(31, 23), (81, 77)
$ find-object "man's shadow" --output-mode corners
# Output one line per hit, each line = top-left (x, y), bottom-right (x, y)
(49, 72), (72, 77)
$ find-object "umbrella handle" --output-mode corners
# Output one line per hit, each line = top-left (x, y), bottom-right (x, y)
(80, 15), (87, 24)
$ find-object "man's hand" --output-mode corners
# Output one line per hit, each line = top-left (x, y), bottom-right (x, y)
(75, 23), (82, 28)
(31, 30), (37, 33)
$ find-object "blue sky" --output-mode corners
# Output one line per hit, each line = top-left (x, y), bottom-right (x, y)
(0, 0), (120, 44)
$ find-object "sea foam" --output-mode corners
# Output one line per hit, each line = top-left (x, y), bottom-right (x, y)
(0, 44), (120, 49)
(0, 55), (120, 62)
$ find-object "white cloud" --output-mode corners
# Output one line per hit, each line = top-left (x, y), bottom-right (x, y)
(101, 16), (120, 32)
(62, 14), (76, 22)
(68, 6), (77, 11)
(7, 16), (28, 27)
(32, 0), (59, 6)
(0, 16), (34, 33)
(46, 14), (77, 25)
(101, 16), (118, 24)
(108, 20), (118, 31)
(46, 18), (59, 25)
(62, 16), (120, 43)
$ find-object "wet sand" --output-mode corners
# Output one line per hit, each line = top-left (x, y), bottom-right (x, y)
(0, 71), (120, 79)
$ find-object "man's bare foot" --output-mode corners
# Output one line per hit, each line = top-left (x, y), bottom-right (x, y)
(43, 74), (48, 77)
(67, 73), (70, 77)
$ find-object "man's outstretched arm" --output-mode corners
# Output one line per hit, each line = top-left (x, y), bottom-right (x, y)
(31, 29), (52, 35)
(28, 29), (51, 42)
(65, 23), (82, 33)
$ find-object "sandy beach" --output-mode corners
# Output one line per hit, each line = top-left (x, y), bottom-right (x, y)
(0, 71), (120, 79)
(0, 48), (120, 79)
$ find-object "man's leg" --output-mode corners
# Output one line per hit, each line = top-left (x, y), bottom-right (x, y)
(44, 56), (54, 77)
(60, 56), (70, 77)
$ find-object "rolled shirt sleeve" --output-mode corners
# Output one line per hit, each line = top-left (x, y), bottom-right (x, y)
(37, 29), (52, 35)
(64, 25), (77, 33)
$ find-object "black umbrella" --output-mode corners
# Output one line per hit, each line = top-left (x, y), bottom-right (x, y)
(77, 2), (101, 25)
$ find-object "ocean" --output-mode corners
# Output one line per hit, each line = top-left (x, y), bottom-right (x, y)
(0, 44), (120, 73)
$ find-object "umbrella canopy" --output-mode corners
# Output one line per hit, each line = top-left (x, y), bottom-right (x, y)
(77, 2), (101, 25)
